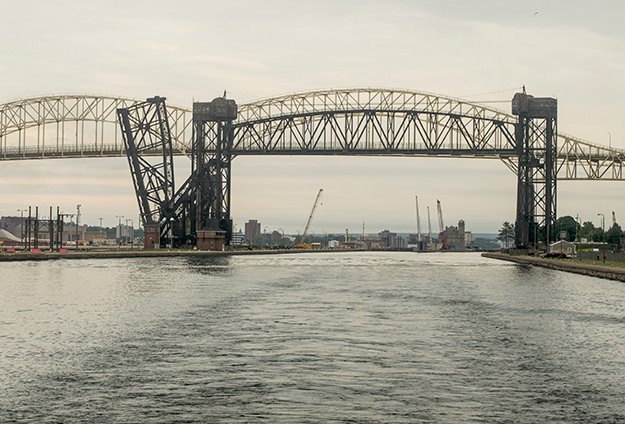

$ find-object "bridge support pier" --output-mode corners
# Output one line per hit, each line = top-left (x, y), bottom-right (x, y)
(512, 92), (557, 250)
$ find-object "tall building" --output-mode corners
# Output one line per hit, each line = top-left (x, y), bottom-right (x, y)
(440, 220), (468, 250)
(245, 220), (261, 244)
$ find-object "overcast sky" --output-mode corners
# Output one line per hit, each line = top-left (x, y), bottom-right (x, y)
(1, 0), (625, 234)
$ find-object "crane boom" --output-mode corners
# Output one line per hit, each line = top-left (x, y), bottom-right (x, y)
(436, 199), (444, 233)
(300, 189), (323, 243)
(416, 195), (422, 243)
(437, 199), (449, 250)
(427, 206), (432, 242)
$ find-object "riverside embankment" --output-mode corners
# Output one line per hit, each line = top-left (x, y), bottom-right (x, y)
(483, 252), (625, 282)
(0, 248), (349, 262)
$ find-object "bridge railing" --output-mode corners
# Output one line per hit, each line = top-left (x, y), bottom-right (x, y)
(0, 143), (187, 160)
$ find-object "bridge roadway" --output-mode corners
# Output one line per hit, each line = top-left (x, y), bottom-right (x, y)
(0, 89), (624, 181)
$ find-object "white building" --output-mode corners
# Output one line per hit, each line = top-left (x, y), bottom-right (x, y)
(549, 240), (576, 256)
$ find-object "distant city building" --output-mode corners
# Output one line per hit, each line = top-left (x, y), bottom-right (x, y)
(231, 231), (247, 246)
(84, 231), (107, 244)
(0, 216), (26, 238)
(439, 219), (473, 250)
(328, 240), (340, 249)
(245, 219), (261, 244)
(378, 230), (407, 249)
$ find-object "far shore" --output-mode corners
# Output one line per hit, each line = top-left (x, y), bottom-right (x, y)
(0, 248), (367, 262)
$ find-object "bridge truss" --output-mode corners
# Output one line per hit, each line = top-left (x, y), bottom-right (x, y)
(2, 89), (625, 249)
(1, 91), (622, 180)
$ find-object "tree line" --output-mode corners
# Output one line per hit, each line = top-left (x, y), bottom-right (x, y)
(498, 216), (625, 250)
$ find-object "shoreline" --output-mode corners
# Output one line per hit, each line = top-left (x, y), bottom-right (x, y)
(0, 248), (356, 262)
(482, 252), (625, 283)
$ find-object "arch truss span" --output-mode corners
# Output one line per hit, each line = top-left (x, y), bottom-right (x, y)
(2, 90), (625, 182)
(0, 95), (191, 160)
(231, 88), (518, 158)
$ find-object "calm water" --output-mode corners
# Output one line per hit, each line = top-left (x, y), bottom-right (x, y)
(1, 252), (625, 423)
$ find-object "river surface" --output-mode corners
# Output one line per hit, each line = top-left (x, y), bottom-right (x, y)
(1, 252), (625, 423)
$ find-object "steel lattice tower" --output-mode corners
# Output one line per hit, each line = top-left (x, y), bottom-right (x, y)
(512, 92), (558, 250)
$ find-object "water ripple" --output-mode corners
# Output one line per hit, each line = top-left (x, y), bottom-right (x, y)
(1, 252), (625, 422)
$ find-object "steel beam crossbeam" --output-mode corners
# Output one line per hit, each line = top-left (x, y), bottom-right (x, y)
(231, 110), (517, 156)
(117, 97), (176, 229)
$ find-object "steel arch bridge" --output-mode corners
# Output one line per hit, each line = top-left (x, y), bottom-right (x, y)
(1, 88), (624, 248)
(1, 90), (622, 180)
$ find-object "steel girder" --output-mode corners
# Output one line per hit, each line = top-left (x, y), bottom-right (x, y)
(512, 93), (558, 249)
(0, 95), (191, 160)
(117, 97), (177, 243)
(192, 119), (234, 241)
(2, 89), (625, 184)
(513, 117), (558, 248)
(231, 110), (517, 157)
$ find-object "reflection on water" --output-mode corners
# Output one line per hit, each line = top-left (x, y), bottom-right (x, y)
(185, 255), (234, 275)
(1, 252), (625, 422)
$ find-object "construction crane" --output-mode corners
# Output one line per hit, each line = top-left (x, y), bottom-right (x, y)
(415, 195), (422, 243)
(437, 199), (449, 249)
(436, 199), (444, 233)
(427, 206), (432, 247)
(297, 188), (323, 248)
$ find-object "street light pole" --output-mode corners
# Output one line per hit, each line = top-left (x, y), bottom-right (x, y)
(76, 204), (81, 251)
(598, 213), (605, 242)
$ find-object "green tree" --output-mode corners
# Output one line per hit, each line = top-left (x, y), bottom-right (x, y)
(606, 223), (624, 250)
(578, 221), (596, 241)
(578, 221), (605, 242)
(555, 215), (578, 241)
(497, 221), (515, 249)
